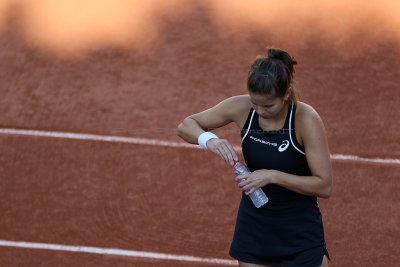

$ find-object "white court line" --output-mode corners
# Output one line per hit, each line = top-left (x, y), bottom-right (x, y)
(0, 240), (237, 265)
(0, 128), (399, 165)
(0, 128), (200, 149)
(330, 154), (400, 165)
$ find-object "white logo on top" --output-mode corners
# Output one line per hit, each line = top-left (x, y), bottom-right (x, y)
(249, 136), (290, 152)
(249, 136), (277, 146)
(278, 140), (289, 152)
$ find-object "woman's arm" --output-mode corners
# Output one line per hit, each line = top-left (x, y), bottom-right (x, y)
(237, 103), (333, 198)
(177, 95), (250, 165)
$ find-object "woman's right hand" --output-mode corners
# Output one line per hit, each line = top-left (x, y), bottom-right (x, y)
(206, 138), (238, 166)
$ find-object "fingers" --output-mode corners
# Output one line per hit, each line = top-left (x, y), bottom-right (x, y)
(237, 177), (253, 191)
(235, 174), (248, 182)
(237, 176), (259, 195)
(207, 138), (238, 165)
(217, 140), (238, 165)
(224, 141), (239, 163)
(245, 187), (256, 195)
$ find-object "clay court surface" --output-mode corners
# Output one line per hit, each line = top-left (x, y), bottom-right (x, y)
(0, 1), (399, 266)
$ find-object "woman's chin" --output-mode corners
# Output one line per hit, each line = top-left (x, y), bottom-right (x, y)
(260, 114), (271, 119)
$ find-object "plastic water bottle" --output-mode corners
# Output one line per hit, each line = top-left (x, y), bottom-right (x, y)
(233, 161), (269, 208)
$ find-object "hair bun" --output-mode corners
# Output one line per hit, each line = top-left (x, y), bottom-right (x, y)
(267, 48), (297, 76)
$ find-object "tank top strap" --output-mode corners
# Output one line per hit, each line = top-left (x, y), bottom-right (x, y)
(241, 108), (256, 142)
(288, 102), (306, 155)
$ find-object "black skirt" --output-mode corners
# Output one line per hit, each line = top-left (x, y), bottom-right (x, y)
(229, 188), (330, 267)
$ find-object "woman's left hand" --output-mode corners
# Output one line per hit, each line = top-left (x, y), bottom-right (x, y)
(236, 169), (276, 195)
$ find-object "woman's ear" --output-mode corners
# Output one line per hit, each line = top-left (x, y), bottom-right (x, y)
(284, 87), (292, 101)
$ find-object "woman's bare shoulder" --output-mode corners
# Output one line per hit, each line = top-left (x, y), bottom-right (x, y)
(295, 101), (327, 143)
(296, 101), (322, 122)
(227, 94), (250, 103)
(232, 94), (252, 110)
(224, 94), (252, 128)
(187, 94), (252, 130)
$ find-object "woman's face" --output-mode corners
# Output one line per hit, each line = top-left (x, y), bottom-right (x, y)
(249, 91), (288, 120)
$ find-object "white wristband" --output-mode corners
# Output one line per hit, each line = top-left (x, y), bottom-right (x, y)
(198, 132), (219, 149)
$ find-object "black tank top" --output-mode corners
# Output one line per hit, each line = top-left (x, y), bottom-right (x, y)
(241, 103), (313, 203)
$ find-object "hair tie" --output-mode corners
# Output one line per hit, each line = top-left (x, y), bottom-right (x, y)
(253, 71), (276, 78)
(254, 72), (269, 77)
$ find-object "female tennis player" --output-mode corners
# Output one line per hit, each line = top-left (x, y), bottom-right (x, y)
(177, 48), (332, 267)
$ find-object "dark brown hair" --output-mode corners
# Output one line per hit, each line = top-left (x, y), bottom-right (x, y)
(247, 48), (297, 102)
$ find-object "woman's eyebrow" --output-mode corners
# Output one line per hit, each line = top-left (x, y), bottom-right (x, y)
(250, 100), (273, 107)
